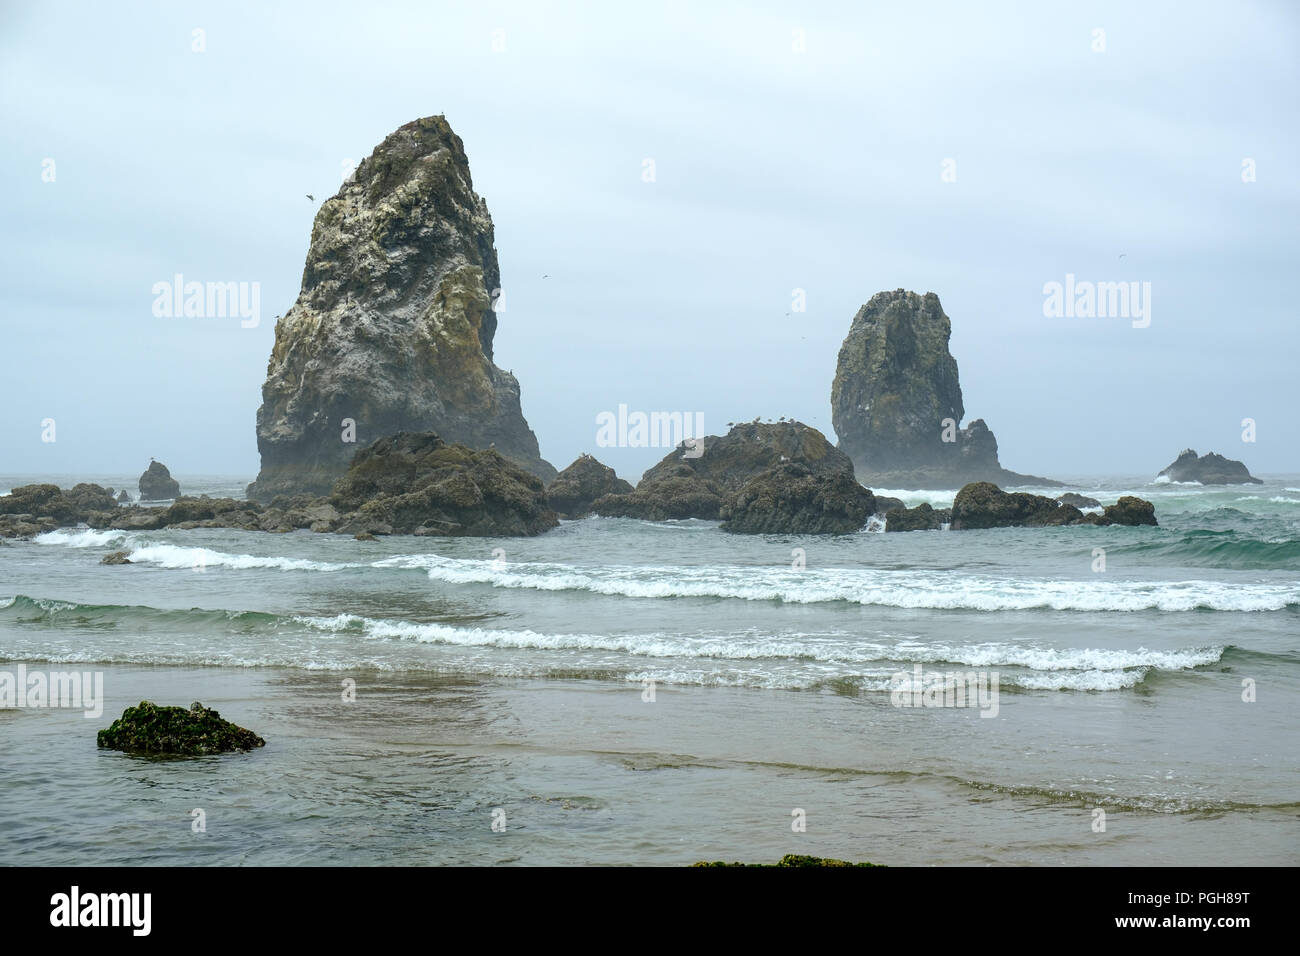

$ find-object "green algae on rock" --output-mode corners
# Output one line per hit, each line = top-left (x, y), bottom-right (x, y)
(97, 701), (265, 756)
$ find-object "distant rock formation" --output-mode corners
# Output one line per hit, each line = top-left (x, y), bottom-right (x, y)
(328, 432), (557, 536)
(593, 421), (859, 523)
(949, 482), (1156, 530)
(138, 462), (180, 500)
(546, 454), (633, 519)
(883, 502), (949, 532)
(719, 461), (876, 534)
(831, 290), (1058, 488)
(2, 435), (556, 539)
(1158, 449), (1261, 485)
(0, 482), (117, 536)
(248, 115), (553, 501)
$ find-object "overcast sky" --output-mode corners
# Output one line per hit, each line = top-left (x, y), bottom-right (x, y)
(2, 0), (1296, 483)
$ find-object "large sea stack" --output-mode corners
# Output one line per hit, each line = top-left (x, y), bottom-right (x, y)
(248, 115), (554, 500)
(830, 290), (1058, 489)
(1157, 449), (1261, 485)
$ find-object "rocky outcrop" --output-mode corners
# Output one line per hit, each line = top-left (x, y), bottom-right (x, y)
(873, 495), (906, 513)
(884, 502), (950, 532)
(546, 455), (633, 519)
(1158, 449), (1261, 485)
(115, 489), (130, 504)
(138, 461), (180, 500)
(3, 433), (556, 539)
(1102, 496), (1158, 526)
(830, 290), (1058, 488)
(0, 483), (117, 536)
(98, 701), (265, 756)
(592, 421), (855, 522)
(248, 115), (553, 501)
(328, 431), (557, 536)
(950, 482), (1157, 529)
(100, 551), (132, 565)
(719, 462), (877, 534)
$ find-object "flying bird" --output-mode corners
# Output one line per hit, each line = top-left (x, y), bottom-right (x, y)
(306, 194), (315, 201)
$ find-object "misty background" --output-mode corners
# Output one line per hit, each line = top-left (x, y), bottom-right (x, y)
(2, 0), (1296, 484)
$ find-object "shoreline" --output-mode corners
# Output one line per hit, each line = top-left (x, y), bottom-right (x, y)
(2, 661), (1295, 867)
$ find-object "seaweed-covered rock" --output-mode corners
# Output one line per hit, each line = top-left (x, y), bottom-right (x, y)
(884, 502), (950, 532)
(0, 482), (116, 529)
(593, 467), (727, 520)
(1157, 449), (1261, 485)
(950, 482), (1157, 529)
(330, 431), (557, 536)
(546, 454), (633, 519)
(1100, 495), (1158, 526)
(719, 462), (876, 534)
(100, 551), (132, 565)
(138, 461), (180, 500)
(248, 115), (554, 500)
(593, 421), (851, 521)
(950, 482), (1081, 529)
(0, 483), (63, 518)
(97, 701), (265, 756)
(0, 514), (59, 539)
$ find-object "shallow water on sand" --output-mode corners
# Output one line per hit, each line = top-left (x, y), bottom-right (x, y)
(1, 474), (1298, 865)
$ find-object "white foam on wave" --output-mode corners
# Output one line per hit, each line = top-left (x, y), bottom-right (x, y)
(34, 528), (134, 548)
(1011, 669), (1150, 691)
(893, 641), (1223, 671)
(126, 543), (352, 572)
(870, 488), (960, 507)
(299, 612), (1226, 670)
(393, 554), (1300, 612)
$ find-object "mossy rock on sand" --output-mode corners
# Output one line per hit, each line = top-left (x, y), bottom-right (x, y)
(97, 701), (265, 756)
(691, 854), (883, 867)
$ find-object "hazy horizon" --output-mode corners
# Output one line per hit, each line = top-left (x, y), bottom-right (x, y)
(3, 1), (1296, 484)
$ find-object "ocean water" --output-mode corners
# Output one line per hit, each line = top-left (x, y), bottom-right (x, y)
(1, 473), (1298, 866)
